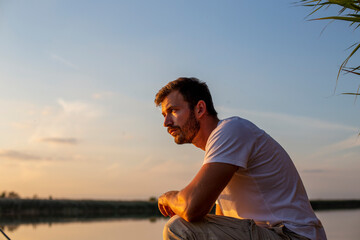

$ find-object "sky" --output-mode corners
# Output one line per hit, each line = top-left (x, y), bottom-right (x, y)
(0, 0), (359, 200)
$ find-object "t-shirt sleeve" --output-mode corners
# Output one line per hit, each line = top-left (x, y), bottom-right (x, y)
(204, 118), (257, 169)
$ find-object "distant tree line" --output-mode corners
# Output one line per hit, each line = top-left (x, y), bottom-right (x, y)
(0, 191), (20, 199)
(0, 191), (53, 200)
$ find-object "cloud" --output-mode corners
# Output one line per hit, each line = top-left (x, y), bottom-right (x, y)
(219, 107), (358, 132)
(40, 137), (78, 145)
(11, 121), (34, 130)
(326, 134), (360, 151)
(30, 98), (101, 144)
(217, 106), (360, 166)
(57, 98), (101, 117)
(50, 54), (78, 69)
(0, 149), (91, 162)
(92, 91), (114, 100)
(0, 149), (42, 161)
(308, 134), (360, 160)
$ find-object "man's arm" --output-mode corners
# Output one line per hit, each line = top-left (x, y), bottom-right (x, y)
(158, 162), (238, 222)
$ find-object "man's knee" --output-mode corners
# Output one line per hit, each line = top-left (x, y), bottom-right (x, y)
(163, 216), (188, 240)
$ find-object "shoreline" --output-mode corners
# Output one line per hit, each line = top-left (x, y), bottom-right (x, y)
(0, 198), (359, 221)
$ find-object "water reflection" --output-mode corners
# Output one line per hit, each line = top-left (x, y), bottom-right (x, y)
(316, 209), (360, 240)
(1, 217), (167, 240)
(0, 216), (164, 233)
(0, 210), (359, 240)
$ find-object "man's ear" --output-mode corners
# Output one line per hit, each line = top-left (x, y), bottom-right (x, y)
(195, 100), (207, 119)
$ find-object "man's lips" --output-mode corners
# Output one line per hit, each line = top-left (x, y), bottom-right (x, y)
(168, 127), (179, 136)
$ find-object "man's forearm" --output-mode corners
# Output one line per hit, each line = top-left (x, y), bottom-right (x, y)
(158, 189), (212, 222)
(158, 163), (238, 222)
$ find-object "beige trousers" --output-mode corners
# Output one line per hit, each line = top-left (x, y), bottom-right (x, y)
(163, 215), (310, 240)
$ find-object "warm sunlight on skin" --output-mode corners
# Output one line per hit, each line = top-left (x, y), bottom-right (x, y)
(161, 91), (193, 143)
(161, 91), (190, 128)
(156, 85), (239, 222)
(0, 1), (359, 201)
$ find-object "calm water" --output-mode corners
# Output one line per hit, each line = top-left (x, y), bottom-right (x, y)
(1, 210), (359, 240)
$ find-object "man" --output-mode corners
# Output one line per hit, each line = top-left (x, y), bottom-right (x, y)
(155, 77), (326, 240)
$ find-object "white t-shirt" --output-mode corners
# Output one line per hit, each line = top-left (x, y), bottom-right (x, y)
(204, 117), (326, 240)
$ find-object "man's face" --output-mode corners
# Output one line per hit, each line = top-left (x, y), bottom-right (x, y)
(161, 91), (200, 144)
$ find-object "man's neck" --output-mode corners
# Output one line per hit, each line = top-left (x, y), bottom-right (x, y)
(192, 116), (219, 151)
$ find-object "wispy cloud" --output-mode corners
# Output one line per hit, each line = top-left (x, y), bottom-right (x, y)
(92, 91), (114, 100)
(308, 134), (360, 160)
(326, 134), (360, 151)
(57, 98), (101, 117)
(30, 98), (101, 144)
(50, 54), (78, 69)
(40, 137), (78, 145)
(11, 121), (34, 130)
(219, 107), (358, 132)
(218, 107), (360, 165)
(0, 149), (42, 161)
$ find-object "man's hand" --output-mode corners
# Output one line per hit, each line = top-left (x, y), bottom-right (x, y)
(158, 191), (178, 217)
(157, 163), (238, 222)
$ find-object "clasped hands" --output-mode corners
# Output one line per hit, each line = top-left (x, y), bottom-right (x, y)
(158, 190), (178, 217)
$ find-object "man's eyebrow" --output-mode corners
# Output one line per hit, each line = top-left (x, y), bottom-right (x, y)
(161, 106), (171, 116)
(161, 105), (177, 115)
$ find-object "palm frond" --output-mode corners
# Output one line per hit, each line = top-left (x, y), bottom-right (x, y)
(316, 16), (360, 22)
(300, 0), (360, 100)
(342, 92), (360, 95)
(337, 43), (360, 80)
(343, 66), (360, 75)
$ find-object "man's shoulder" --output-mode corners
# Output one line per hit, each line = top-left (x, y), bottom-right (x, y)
(219, 116), (255, 129)
(216, 116), (265, 139)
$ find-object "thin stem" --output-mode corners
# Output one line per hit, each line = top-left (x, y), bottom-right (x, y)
(0, 228), (11, 240)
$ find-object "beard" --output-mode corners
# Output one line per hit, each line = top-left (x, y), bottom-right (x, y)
(168, 110), (200, 144)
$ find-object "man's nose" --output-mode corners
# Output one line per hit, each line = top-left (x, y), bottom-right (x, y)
(163, 115), (173, 127)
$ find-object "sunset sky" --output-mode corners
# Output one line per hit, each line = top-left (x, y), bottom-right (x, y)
(0, 0), (359, 200)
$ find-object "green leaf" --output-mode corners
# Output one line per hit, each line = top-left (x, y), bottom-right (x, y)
(337, 43), (360, 81)
(342, 93), (360, 95)
(316, 16), (360, 22)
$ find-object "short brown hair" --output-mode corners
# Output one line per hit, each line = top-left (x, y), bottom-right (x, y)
(154, 77), (217, 117)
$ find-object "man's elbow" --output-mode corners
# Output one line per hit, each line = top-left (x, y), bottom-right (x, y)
(182, 206), (208, 222)
(183, 213), (205, 222)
